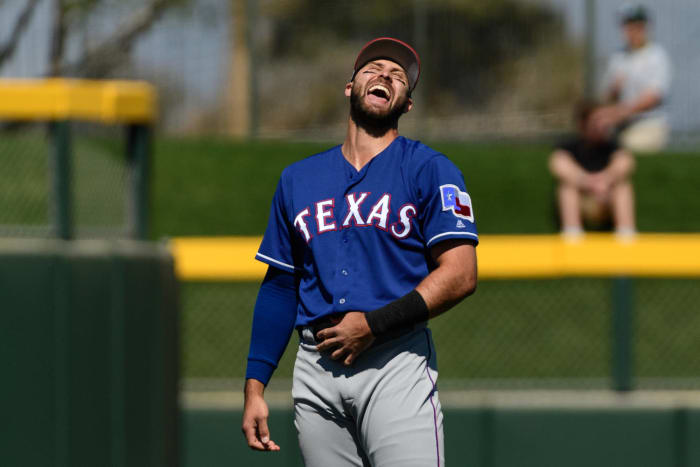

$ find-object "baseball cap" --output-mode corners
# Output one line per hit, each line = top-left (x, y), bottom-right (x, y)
(353, 37), (421, 92)
(619, 3), (649, 23)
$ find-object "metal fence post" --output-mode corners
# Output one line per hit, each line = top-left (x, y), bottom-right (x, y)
(247, 0), (259, 139)
(49, 121), (73, 240)
(126, 124), (151, 240)
(674, 408), (688, 467)
(413, 0), (428, 139)
(584, 0), (597, 99)
(109, 255), (127, 467)
(611, 277), (634, 391)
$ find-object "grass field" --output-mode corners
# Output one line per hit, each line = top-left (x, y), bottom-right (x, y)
(152, 138), (700, 237)
(2, 133), (699, 234)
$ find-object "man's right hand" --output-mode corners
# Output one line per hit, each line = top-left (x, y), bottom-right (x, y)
(241, 379), (280, 451)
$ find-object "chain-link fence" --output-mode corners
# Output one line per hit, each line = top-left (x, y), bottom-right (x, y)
(0, 123), (51, 236)
(71, 123), (130, 237)
(0, 122), (132, 238)
(180, 277), (700, 391)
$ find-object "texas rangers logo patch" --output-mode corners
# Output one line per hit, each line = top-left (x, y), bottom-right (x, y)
(440, 184), (474, 222)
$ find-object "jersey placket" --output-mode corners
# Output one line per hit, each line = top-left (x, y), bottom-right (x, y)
(334, 159), (368, 312)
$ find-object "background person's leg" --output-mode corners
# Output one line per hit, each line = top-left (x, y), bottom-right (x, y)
(611, 180), (636, 235)
(619, 117), (669, 154)
(558, 183), (584, 235)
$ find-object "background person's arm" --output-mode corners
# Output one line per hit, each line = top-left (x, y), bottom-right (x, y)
(549, 149), (589, 189)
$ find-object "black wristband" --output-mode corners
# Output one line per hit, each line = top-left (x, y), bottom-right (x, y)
(365, 289), (429, 337)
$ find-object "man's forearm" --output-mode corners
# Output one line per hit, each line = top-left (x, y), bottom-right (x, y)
(364, 241), (476, 338)
(619, 90), (662, 118)
(604, 150), (636, 184)
(550, 151), (588, 188)
(245, 378), (266, 399)
(245, 266), (298, 385)
(415, 242), (477, 318)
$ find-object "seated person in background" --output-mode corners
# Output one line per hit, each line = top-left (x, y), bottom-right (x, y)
(549, 101), (636, 238)
(592, 3), (672, 153)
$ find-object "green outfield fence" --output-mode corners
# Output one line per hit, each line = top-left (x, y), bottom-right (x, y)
(0, 79), (154, 240)
(175, 236), (700, 467)
(0, 79), (181, 467)
(174, 235), (700, 392)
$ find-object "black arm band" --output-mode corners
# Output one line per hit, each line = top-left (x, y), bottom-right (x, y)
(364, 289), (429, 337)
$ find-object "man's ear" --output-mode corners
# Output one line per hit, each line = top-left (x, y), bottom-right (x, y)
(403, 97), (413, 114)
(344, 82), (353, 97)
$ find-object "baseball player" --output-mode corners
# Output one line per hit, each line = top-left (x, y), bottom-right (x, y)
(241, 37), (478, 466)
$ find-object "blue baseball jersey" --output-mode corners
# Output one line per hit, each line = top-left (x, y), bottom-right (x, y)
(256, 136), (478, 326)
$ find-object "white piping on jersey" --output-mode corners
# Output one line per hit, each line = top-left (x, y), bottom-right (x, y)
(256, 252), (297, 271)
(426, 231), (478, 246)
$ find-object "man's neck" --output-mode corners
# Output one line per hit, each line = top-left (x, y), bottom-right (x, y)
(628, 39), (648, 52)
(341, 118), (399, 171)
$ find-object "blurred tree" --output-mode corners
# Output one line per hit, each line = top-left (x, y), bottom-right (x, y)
(54, 0), (189, 77)
(227, 0), (253, 137)
(264, 0), (562, 109)
(0, 0), (40, 69)
(0, 0), (188, 77)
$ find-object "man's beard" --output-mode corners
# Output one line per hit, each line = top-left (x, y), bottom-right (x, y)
(349, 85), (407, 137)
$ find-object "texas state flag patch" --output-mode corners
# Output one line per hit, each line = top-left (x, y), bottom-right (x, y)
(440, 184), (474, 222)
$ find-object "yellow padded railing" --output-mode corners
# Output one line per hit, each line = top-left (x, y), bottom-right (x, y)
(170, 233), (700, 281)
(0, 78), (156, 123)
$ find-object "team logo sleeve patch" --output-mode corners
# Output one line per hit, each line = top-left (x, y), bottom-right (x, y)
(439, 184), (474, 222)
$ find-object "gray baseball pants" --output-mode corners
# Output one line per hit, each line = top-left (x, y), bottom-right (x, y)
(292, 324), (444, 467)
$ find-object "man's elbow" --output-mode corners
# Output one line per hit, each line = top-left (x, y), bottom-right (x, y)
(466, 275), (478, 298)
(456, 271), (477, 301)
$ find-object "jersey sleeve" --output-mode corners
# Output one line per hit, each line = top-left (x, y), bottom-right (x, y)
(414, 155), (479, 248)
(256, 174), (298, 273)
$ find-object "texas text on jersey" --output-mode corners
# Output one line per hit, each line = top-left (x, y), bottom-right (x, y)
(256, 136), (477, 327)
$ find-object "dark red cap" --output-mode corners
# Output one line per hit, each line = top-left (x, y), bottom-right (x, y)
(353, 37), (421, 91)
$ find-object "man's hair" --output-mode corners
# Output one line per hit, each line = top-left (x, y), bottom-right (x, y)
(619, 3), (649, 24)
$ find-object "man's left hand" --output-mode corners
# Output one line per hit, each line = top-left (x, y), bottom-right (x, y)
(315, 312), (375, 366)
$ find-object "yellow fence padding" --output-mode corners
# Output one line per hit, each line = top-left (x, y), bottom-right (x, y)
(0, 78), (156, 123)
(170, 233), (700, 281)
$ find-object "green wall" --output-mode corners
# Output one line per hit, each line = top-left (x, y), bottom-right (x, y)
(183, 407), (700, 467)
(0, 239), (179, 467)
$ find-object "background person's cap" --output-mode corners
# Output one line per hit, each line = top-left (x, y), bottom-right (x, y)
(619, 3), (649, 23)
(353, 37), (421, 92)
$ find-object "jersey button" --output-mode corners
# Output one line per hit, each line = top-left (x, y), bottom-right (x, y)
(341, 269), (348, 276)
(339, 298), (346, 304)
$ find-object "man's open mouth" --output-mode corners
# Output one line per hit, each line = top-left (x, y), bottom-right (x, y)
(368, 84), (391, 101)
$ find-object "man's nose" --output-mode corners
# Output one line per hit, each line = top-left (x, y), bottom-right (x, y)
(378, 70), (392, 81)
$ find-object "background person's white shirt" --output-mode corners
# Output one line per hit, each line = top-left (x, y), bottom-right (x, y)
(603, 42), (672, 122)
